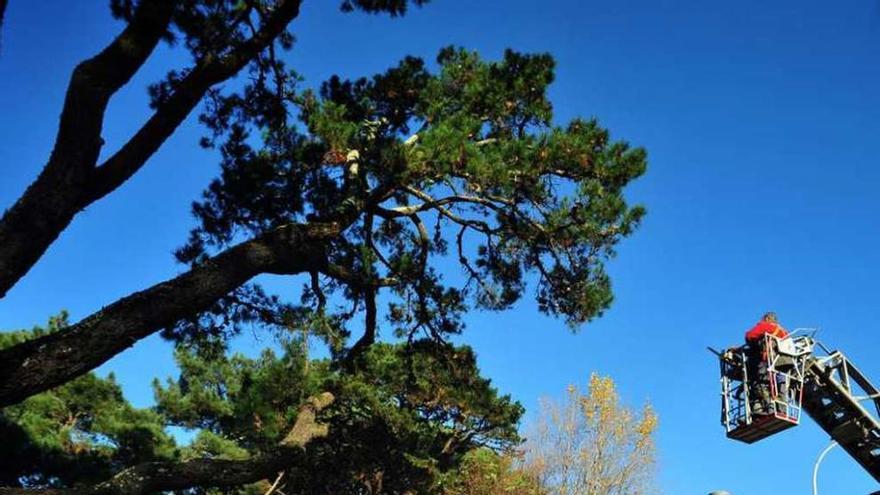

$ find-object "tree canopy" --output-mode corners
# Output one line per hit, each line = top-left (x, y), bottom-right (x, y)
(0, 0), (647, 492)
(1, 316), (522, 494)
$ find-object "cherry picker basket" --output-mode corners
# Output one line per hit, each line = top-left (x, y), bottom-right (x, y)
(718, 334), (813, 444)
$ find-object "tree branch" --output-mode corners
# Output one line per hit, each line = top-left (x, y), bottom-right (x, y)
(263, 471), (285, 495)
(345, 285), (377, 368)
(0, 0), (304, 300)
(0, 167), (376, 406)
(0, 393), (335, 495)
(91, 0), (304, 200)
(0, 221), (341, 407)
(0, 0), (176, 299)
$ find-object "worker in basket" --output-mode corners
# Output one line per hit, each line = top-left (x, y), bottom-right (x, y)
(744, 312), (789, 415)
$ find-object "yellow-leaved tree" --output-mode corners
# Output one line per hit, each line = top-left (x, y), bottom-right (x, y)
(524, 374), (659, 495)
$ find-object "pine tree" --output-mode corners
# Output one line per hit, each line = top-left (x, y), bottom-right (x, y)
(2, 318), (521, 493)
(0, 1), (647, 492)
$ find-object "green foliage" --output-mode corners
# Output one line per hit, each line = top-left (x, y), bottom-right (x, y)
(3, 317), (520, 492)
(182, 429), (251, 461)
(439, 448), (544, 495)
(152, 339), (523, 494)
(154, 340), (316, 451)
(0, 315), (177, 487)
(340, 0), (430, 16)
(172, 45), (646, 355)
(110, 0), (428, 57)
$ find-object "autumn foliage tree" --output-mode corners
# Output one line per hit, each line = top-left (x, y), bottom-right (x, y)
(0, 0), (647, 492)
(524, 375), (659, 495)
(439, 375), (658, 495)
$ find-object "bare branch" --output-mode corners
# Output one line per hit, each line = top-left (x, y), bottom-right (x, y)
(456, 225), (495, 301)
(310, 270), (327, 314)
(263, 471), (285, 495)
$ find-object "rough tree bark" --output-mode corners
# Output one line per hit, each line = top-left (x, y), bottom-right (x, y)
(0, 392), (335, 495)
(0, 221), (341, 407)
(0, 0), (303, 299)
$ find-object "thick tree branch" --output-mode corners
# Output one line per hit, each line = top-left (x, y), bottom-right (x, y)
(0, 393), (335, 495)
(0, 0), (304, 299)
(0, 170), (377, 406)
(386, 187), (508, 216)
(91, 0), (304, 199)
(0, 222), (341, 407)
(0, 0), (176, 298)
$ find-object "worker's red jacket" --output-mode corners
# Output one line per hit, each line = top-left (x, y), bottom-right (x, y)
(745, 321), (789, 343)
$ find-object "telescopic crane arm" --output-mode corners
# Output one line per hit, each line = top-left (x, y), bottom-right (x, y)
(801, 348), (880, 482)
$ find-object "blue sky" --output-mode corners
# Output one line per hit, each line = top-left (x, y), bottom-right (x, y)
(3, 1), (880, 493)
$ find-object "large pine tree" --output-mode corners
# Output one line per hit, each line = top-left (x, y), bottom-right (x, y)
(0, 1), (647, 492)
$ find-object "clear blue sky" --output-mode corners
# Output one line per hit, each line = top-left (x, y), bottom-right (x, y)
(3, 1), (880, 493)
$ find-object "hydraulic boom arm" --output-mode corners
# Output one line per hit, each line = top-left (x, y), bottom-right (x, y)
(802, 349), (880, 482)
